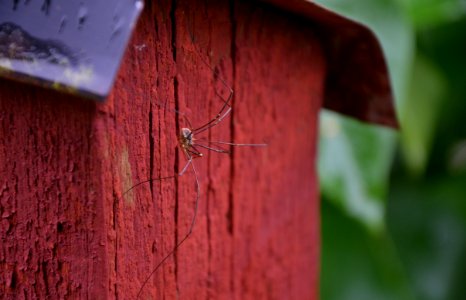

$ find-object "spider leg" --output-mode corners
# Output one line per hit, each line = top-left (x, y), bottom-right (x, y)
(203, 141), (267, 147)
(179, 148), (202, 176)
(122, 175), (177, 197)
(192, 89), (232, 135)
(189, 145), (206, 156)
(195, 143), (230, 154)
(195, 138), (268, 147)
(136, 152), (201, 300)
(181, 114), (193, 129)
(179, 157), (192, 176)
(190, 55), (234, 135)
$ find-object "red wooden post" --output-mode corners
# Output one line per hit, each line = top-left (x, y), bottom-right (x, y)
(0, 0), (394, 299)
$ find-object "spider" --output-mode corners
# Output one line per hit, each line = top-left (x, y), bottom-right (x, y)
(122, 7), (268, 297)
(124, 49), (266, 299)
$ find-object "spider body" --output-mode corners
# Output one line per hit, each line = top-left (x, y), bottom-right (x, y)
(179, 127), (202, 157)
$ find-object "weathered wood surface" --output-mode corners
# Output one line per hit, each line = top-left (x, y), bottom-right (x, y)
(0, 0), (323, 298)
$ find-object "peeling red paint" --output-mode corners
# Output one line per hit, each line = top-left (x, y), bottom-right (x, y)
(0, 0), (336, 299)
(0, 88), (108, 298)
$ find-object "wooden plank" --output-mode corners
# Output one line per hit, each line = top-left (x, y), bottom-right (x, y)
(232, 2), (323, 299)
(0, 0), (323, 298)
(260, 0), (397, 128)
(0, 82), (107, 298)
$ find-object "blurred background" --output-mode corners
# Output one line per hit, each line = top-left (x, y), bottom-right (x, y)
(315, 0), (466, 299)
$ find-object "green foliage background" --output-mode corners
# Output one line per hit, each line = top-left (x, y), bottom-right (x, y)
(316, 0), (466, 299)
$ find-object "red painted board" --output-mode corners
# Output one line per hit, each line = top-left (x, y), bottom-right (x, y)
(0, 0), (322, 299)
(232, 2), (323, 299)
(262, 0), (398, 128)
(0, 85), (107, 298)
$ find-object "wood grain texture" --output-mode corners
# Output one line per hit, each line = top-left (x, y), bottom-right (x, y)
(0, 0), (323, 299)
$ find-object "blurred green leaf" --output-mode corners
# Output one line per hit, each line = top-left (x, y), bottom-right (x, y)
(316, 0), (413, 230)
(321, 200), (415, 300)
(387, 175), (466, 300)
(317, 1), (466, 300)
(394, 0), (466, 28)
(315, 0), (415, 107)
(319, 111), (396, 231)
(417, 18), (466, 174)
(399, 55), (446, 175)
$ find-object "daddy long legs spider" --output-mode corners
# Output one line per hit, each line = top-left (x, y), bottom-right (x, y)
(124, 45), (267, 299)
